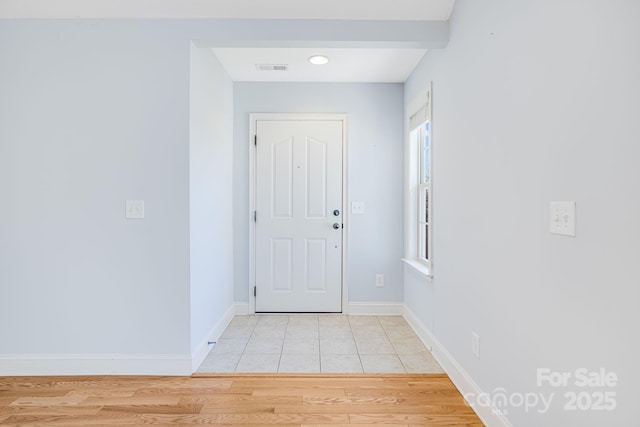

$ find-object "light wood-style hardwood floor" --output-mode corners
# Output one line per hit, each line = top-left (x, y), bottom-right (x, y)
(0, 374), (484, 426)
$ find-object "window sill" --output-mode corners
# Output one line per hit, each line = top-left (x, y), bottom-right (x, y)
(402, 258), (432, 280)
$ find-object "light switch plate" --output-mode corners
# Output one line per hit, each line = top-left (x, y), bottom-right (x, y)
(351, 201), (365, 214)
(126, 200), (145, 219)
(550, 201), (575, 236)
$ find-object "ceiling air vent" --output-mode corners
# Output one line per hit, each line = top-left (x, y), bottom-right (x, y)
(255, 64), (288, 71)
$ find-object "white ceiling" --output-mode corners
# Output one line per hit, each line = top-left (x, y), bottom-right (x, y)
(0, 0), (456, 20)
(0, 0), (455, 83)
(212, 48), (428, 83)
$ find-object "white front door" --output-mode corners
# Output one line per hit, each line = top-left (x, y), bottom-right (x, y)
(255, 119), (343, 312)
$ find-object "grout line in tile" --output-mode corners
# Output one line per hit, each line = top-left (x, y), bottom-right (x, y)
(204, 314), (435, 374)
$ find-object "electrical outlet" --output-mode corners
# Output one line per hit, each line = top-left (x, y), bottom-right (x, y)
(375, 274), (384, 287)
(126, 200), (145, 219)
(472, 332), (480, 359)
(550, 201), (575, 236)
(351, 201), (365, 214)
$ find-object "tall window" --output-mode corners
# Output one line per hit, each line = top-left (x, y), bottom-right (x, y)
(405, 85), (432, 275)
(418, 120), (431, 262)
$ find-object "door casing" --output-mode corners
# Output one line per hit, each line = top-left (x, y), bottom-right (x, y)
(249, 113), (349, 314)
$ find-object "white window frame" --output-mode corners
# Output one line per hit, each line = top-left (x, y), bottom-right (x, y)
(403, 84), (433, 278)
(417, 121), (431, 263)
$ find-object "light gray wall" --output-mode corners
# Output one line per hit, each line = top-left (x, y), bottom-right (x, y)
(404, 1), (639, 426)
(0, 21), (192, 355)
(189, 45), (234, 354)
(233, 83), (404, 305)
(0, 18), (434, 365)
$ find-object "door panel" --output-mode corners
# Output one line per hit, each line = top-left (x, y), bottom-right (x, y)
(271, 238), (293, 291)
(272, 137), (293, 218)
(256, 120), (343, 313)
(305, 238), (327, 291)
(306, 137), (327, 218)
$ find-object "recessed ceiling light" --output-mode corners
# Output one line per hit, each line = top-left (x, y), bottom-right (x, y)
(308, 55), (329, 65)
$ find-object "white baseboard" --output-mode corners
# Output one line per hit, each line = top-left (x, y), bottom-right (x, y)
(190, 304), (237, 372)
(233, 302), (249, 315)
(233, 301), (402, 316)
(0, 354), (191, 376)
(346, 302), (404, 315)
(403, 305), (513, 427)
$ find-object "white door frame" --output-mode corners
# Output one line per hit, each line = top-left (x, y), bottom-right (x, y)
(249, 113), (349, 314)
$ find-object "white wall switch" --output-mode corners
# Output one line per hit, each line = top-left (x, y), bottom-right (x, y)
(126, 200), (145, 219)
(375, 274), (384, 287)
(550, 201), (575, 236)
(351, 201), (365, 214)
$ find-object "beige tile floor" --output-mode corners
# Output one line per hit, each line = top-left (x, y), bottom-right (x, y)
(197, 315), (444, 374)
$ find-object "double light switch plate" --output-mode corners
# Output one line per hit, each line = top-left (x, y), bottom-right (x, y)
(550, 201), (575, 236)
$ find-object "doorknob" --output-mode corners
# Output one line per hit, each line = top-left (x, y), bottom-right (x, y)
(332, 223), (340, 230)
(333, 209), (340, 216)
